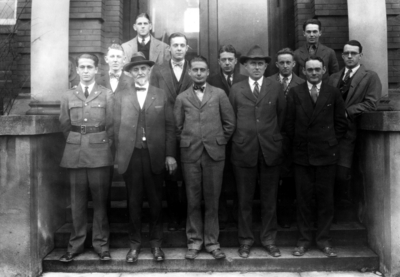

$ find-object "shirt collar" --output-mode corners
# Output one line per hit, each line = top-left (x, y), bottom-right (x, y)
(279, 74), (292, 83)
(109, 70), (122, 77)
(171, 59), (184, 67)
(135, 81), (149, 91)
(307, 81), (321, 91)
(307, 43), (319, 51)
(248, 77), (263, 88)
(80, 82), (95, 94)
(345, 64), (361, 77)
(138, 35), (151, 44)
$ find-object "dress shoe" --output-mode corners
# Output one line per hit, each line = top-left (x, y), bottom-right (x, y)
(168, 221), (178, 231)
(99, 251), (111, 261)
(59, 252), (79, 263)
(185, 249), (199, 260)
(210, 248), (226, 260)
(238, 244), (251, 258)
(126, 249), (140, 263)
(321, 246), (337, 257)
(264, 244), (281, 257)
(151, 247), (165, 262)
(292, 246), (308, 256)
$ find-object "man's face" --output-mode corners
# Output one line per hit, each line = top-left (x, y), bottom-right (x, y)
(188, 61), (209, 85)
(104, 48), (125, 72)
(303, 59), (326, 84)
(342, 44), (362, 69)
(303, 24), (321, 45)
(275, 54), (296, 77)
(169, 37), (189, 62)
(134, 17), (152, 38)
(130, 64), (151, 86)
(76, 58), (98, 84)
(218, 51), (237, 74)
(244, 59), (267, 80)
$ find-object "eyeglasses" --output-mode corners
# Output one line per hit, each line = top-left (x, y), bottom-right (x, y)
(342, 51), (360, 57)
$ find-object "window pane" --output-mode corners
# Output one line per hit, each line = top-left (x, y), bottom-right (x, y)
(0, 0), (17, 25)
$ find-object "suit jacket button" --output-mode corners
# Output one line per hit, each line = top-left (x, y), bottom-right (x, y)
(84, 118), (87, 122)
(85, 103), (88, 106)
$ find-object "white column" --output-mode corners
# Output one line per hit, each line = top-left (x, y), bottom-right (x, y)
(30, 0), (70, 102)
(347, 0), (388, 96)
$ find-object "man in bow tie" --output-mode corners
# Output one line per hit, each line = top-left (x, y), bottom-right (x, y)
(174, 55), (235, 260)
(113, 52), (177, 263)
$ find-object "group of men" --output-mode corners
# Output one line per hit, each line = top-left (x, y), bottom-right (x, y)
(58, 14), (382, 264)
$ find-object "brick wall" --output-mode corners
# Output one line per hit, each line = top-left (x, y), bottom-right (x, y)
(387, 0), (400, 88)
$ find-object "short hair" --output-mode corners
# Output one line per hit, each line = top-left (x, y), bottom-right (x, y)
(135, 13), (151, 23)
(344, 40), (363, 53)
(218, 44), (237, 58)
(303, 18), (322, 31)
(276, 48), (295, 59)
(75, 53), (99, 67)
(168, 32), (188, 46)
(189, 55), (209, 69)
(304, 56), (325, 68)
(107, 43), (124, 55)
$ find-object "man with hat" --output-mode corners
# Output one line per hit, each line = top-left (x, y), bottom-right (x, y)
(229, 45), (286, 258)
(113, 52), (177, 263)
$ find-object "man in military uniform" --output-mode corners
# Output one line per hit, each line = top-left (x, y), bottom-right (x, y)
(59, 53), (114, 262)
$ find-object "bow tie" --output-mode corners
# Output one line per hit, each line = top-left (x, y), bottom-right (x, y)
(173, 62), (183, 68)
(193, 85), (204, 92)
(110, 72), (120, 80)
(135, 86), (146, 91)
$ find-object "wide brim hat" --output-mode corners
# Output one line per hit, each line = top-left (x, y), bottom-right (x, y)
(239, 45), (271, 64)
(123, 52), (155, 71)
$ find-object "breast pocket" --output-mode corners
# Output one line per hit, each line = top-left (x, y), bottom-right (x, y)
(69, 101), (83, 122)
(90, 101), (106, 121)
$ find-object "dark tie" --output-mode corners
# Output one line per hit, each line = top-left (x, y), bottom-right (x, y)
(310, 85), (318, 104)
(253, 81), (260, 99)
(282, 77), (289, 91)
(135, 87), (146, 91)
(309, 45), (316, 56)
(227, 73), (232, 87)
(193, 85), (204, 92)
(84, 86), (89, 98)
(110, 72), (120, 80)
(141, 38), (146, 46)
(343, 69), (352, 83)
(173, 62), (183, 68)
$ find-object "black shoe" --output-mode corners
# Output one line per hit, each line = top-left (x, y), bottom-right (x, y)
(59, 252), (79, 263)
(238, 244), (251, 258)
(185, 249), (199, 260)
(292, 246), (308, 256)
(151, 247), (165, 262)
(126, 249), (140, 263)
(264, 244), (281, 257)
(321, 246), (337, 257)
(99, 251), (111, 261)
(210, 248), (226, 260)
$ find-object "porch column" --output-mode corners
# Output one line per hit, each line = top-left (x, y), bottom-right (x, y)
(347, 0), (388, 96)
(27, 0), (70, 114)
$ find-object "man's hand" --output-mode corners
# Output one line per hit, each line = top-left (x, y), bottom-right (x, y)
(165, 156), (177, 175)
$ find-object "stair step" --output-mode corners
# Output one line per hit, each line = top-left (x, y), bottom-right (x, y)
(43, 246), (379, 273)
(54, 222), (367, 248)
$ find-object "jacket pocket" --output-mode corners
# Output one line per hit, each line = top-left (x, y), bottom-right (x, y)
(216, 137), (227, 145)
(69, 101), (83, 122)
(328, 138), (338, 146)
(273, 134), (283, 141)
(89, 131), (109, 144)
(180, 140), (191, 148)
(90, 101), (106, 121)
(66, 131), (81, 144)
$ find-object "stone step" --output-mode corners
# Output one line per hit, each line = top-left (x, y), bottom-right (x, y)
(54, 222), (367, 248)
(43, 246), (379, 273)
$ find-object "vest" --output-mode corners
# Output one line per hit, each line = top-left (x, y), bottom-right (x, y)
(135, 107), (148, 149)
(337, 72), (353, 101)
(138, 39), (150, 60)
(169, 60), (188, 96)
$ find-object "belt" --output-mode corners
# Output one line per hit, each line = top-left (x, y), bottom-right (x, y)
(71, 125), (105, 134)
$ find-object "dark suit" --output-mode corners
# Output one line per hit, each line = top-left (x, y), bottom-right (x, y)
(175, 84), (235, 251)
(59, 84), (114, 255)
(97, 71), (132, 94)
(229, 77), (286, 247)
(285, 82), (347, 248)
(207, 70), (247, 95)
(294, 43), (339, 82)
(114, 84), (176, 249)
(122, 35), (170, 65)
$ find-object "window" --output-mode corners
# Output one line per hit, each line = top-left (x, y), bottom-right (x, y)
(0, 0), (17, 25)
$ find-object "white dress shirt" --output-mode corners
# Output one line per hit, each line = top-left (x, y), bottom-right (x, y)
(307, 81), (322, 96)
(109, 71), (122, 92)
(80, 82), (95, 95)
(171, 60), (184, 81)
(344, 64), (360, 79)
(136, 82), (149, 109)
(248, 77), (264, 93)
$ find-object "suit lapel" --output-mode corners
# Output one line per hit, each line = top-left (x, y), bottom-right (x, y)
(346, 65), (366, 105)
(219, 71), (229, 92)
(160, 62), (176, 97)
(149, 36), (159, 62)
(75, 85), (87, 102)
(241, 80), (257, 103)
(128, 87), (140, 111)
(180, 60), (193, 89)
(144, 86), (156, 111)
(298, 83), (314, 120)
(310, 83), (330, 123)
(86, 83), (102, 102)
(187, 88), (201, 109)
(256, 77), (269, 104)
(200, 85), (212, 108)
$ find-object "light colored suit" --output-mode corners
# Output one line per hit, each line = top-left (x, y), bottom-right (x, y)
(122, 35), (170, 65)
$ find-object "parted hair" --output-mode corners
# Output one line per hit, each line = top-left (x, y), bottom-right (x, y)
(218, 44), (237, 58)
(189, 55), (209, 68)
(303, 18), (322, 31)
(304, 56), (325, 68)
(135, 13), (151, 23)
(344, 40), (363, 53)
(107, 43), (124, 55)
(168, 32), (188, 46)
(276, 48), (295, 59)
(76, 53), (99, 67)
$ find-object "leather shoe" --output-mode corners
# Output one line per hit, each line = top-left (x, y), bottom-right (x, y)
(185, 249), (199, 260)
(126, 249), (140, 263)
(264, 244), (281, 257)
(210, 248), (226, 260)
(99, 251), (111, 261)
(59, 252), (79, 263)
(321, 246), (337, 257)
(151, 247), (165, 262)
(238, 244), (251, 258)
(292, 246), (308, 256)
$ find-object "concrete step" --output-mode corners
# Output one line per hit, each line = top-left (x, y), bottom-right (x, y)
(54, 222), (367, 248)
(43, 246), (379, 273)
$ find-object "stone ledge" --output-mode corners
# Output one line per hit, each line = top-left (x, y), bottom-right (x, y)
(0, 115), (61, 135)
(359, 111), (400, 131)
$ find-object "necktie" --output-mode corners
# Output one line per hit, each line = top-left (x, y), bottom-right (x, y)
(227, 73), (232, 87)
(309, 45), (316, 56)
(84, 86), (89, 98)
(173, 62), (183, 68)
(193, 85), (204, 92)
(135, 87), (146, 91)
(141, 38), (146, 46)
(110, 72), (120, 80)
(253, 81), (260, 99)
(343, 69), (352, 83)
(282, 77), (289, 91)
(310, 85), (318, 104)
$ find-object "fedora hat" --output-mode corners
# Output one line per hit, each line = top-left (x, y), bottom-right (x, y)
(239, 45), (271, 64)
(123, 52), (155, 72)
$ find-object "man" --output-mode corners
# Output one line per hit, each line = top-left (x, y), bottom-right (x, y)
(59, 53), (114, 262)
(285, 56), (347, 257)
(328, 40), (381, 206)
(207, 44), (246, 229)
(150, 32), (193, 230)
(114, 52), (177, 263)
(266, 48), (305, 228)
(122, 13), (170, 65)
(229, 45), (286, 258)
(174, 56), (235, 260)
(294, 18), (339, 82)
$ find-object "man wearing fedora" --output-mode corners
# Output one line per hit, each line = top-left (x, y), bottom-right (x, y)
(229, 45), (286, 258)
(113, 52), (177, 263)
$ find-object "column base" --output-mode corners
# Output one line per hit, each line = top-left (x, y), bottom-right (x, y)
(26, 101), (60, 115)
